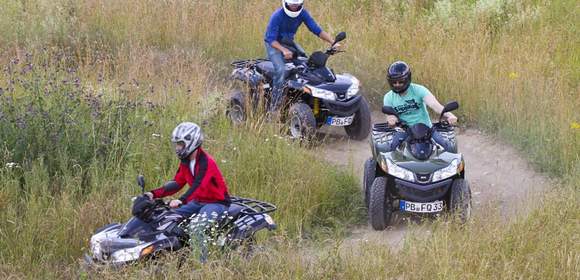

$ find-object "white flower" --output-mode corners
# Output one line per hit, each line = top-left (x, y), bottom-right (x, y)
(5, 162), (19, 168)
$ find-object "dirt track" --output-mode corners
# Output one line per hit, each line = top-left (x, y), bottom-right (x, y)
(318, 112), (549, 249)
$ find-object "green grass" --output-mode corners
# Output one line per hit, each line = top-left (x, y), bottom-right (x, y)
(0, 0), (578, 279)
(0, 50), (361, 278)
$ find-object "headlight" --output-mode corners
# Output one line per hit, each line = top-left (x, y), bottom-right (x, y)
(346, 76), (360, 98)
(386, 159), (415, 182)
(307, 86), (336, 101)
(432, 159), (461, 182)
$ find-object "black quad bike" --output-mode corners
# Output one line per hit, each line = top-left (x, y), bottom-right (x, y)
(227, 32), (371, 140)
(363, 101), (472, 230)
(84, 176), (277, 267)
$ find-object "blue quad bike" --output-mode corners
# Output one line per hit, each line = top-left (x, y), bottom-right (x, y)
(227, 32), (371, 140)
(364, 101), (472, 230)
(84, 176), (277, 267)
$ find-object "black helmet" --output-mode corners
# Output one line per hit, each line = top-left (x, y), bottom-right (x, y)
(387, 61), (412, 94)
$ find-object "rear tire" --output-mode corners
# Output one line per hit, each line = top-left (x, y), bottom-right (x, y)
(448, 178), (472, 223)
(345, 95), (371, 140)
(287, 102), (316, 140)
(369, 176), (393, 230)
(363, 158), (376, 208)
(226, 90), (246, 125)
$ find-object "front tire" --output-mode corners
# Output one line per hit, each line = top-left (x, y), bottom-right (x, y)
(363, 158), (376, 208)
(369, 176), (393, 230)
(448, 178), (472, 223)
(344, 95), (371, 140)
(287, 102), (316, 140)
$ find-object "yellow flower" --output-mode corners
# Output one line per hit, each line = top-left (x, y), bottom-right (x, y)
(571, 122), (580, 130)
(508, 72), (519, 80)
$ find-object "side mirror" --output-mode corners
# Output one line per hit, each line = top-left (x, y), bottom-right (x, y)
(137, 175), (145, 193)
(382, 106), (398, 116)
(440, 101), (459, 119)
(333, 32), (346, 45)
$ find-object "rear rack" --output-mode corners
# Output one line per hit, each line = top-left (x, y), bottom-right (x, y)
(231, 59), (268, 68)
(230, 196), (277, 215)
(373, 122), (396, 133)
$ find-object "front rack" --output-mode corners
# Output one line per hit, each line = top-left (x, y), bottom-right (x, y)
(230, 196), (277, 215)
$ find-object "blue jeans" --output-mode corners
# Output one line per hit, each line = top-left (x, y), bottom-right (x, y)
(390, 130), (454, 152)
(174, 201), (227, 263)
(264, 42), (305, 112)
(174, 201), (227, 219)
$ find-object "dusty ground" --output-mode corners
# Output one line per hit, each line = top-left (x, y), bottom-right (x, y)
(317, 112), (550, 249)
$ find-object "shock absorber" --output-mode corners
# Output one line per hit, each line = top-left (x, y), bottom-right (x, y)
(313, 98), (320, 116)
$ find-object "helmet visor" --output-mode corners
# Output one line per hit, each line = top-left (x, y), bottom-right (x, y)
(173, 141), (187, 157)
(285, 3), (303, 12)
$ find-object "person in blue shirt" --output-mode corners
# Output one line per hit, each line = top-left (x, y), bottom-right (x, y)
(383, 61), (458, 152)
(264, 0), (338, 114)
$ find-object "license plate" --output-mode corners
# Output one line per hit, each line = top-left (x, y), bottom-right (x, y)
(326, 115), (354, 126)
(399, 200), (444, 213)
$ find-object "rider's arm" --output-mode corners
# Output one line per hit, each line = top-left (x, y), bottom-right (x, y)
(264, 12), (282, 46)
(384, 93), (398, 127)
(318, 31), (335, 45)
(423, 92), (457, 122)
(302, 10), (323, 38)
(150, 168), (187, 199)
(271, 40), (291, 54)
(301, 10), (335, 45)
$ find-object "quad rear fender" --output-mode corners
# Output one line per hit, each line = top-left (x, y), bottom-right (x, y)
(231, 68), (264, 88)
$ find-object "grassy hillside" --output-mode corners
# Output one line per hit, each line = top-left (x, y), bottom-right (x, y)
(0, 0), (578, 278)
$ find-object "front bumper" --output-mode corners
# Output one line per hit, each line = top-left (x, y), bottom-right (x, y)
(321, 95), (362, 117)
(394, 178), (453, 202)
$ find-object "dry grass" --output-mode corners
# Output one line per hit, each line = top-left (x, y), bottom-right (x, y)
(0, 0), (578, 278)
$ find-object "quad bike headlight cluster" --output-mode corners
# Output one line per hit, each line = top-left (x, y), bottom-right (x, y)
(432, 159), (463, 182)
(386, 158), (415, 182)
(344, 74), (360, 99)
(306, 86), (337, 101)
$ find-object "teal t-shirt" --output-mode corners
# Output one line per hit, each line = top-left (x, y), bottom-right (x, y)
(383, 83), (432, 127)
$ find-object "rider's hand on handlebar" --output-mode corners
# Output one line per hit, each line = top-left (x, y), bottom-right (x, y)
(387, 115), (399, 127)
(444, 113), (458, 125)
(282, 49), (293, 60)
(169, 199), (183, 208)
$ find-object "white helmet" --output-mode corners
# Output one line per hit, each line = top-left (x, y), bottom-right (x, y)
(171, 122), (203, 159)
(283, 0), (304, 18)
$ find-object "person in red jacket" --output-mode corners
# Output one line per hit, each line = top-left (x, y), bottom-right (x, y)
(144, 122), (230, 220)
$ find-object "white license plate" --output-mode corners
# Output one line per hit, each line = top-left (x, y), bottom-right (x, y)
(399, 200), (444, 213)
(326, 115), (354, 126)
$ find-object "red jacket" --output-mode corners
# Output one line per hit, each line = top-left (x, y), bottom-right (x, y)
(151, 148), (230, 205)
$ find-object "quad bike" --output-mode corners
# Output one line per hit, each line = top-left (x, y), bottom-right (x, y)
(227, 32), (371, 140)
(84, 175), (277, 267)
(364, 101), (472, 230)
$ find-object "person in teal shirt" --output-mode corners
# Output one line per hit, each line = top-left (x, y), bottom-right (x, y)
(383, 61), (458, 152)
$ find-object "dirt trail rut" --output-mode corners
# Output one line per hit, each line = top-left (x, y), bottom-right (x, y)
(318, 112), (549, 249)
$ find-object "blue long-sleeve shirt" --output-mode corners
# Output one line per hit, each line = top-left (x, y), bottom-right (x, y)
(264, 8), (323, 45)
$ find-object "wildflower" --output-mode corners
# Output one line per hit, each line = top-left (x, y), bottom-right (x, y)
(5, 162), (19, 168)
(571, 122), (580, 130)
(508, 71), (519, 80)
